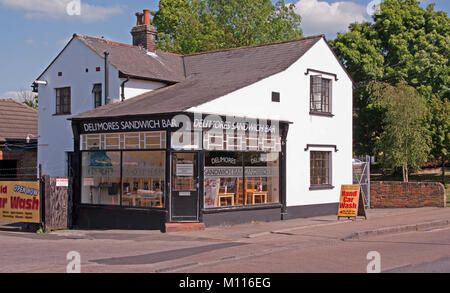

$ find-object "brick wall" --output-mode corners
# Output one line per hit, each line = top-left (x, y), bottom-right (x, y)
(370, 181), (446, 208)
(0, 147), (37, 181)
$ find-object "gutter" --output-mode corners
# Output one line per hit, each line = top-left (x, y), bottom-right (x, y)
(121, 74), (130, 101)
(104, 51), (110, 105)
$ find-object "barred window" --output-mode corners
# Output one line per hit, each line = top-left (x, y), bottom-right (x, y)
(310, 76), (331, 113)
(310, 151), (331, 186)
(56, 87), (71, 114)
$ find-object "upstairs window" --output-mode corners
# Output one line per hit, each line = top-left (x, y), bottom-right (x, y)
(56, 87), (71, 115)
(310, 76), (331, 114)
(92, 84), (102, 108)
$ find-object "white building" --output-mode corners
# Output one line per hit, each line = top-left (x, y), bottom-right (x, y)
(34, 10), (353, 229)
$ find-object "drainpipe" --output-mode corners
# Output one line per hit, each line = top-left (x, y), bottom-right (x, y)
(121, 74), (130, 102)
(104, 51), (110, 105)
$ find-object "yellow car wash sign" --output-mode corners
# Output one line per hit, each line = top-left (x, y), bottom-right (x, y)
(338, 184), (361, 218)
(0, 181), (40, 223)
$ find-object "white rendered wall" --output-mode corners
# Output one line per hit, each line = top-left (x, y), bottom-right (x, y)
(38, 38), (168, 177)
(121, 78), (166, 100)
(38, 38), (121, 177)
(188, 38), (353, 207)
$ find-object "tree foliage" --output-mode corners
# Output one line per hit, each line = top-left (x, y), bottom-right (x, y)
(152, 0), (303, 54)
(329, 0), (449, 159)
(372, 81), (431, 182)
(427, 96), (450, 184)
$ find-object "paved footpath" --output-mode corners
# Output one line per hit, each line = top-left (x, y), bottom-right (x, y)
(0, 207), (449, 273)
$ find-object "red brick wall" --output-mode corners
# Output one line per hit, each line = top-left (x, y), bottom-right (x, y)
(370, 181), (446, 208)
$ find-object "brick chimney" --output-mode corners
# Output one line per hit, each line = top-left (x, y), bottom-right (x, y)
(131, 9), (157, 52)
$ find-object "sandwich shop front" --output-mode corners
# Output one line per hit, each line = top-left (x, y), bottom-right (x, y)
(70, 112), (289, 230)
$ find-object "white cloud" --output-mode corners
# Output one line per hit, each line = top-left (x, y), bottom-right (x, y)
(1, 90), (37, 102)
(293, 0), (369, 37)
(0, 0), (125, 22)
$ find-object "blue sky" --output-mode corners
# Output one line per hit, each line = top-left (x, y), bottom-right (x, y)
(0, 0), (448, 99)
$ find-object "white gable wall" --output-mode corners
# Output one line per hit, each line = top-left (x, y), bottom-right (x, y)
(121, 78), (167, 100)
(37, 38), (166, 176)
(188, 38), (353, 207)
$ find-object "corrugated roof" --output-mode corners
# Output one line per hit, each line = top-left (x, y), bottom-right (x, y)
(73, 35), (323, 119)
(0, 99), (37, 141)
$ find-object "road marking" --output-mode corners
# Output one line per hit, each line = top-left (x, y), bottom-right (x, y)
(424, 226), (450, 233)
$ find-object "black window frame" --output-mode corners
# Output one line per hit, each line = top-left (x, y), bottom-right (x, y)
(309, 151), (333, 190)
(310, 75), (332, 116)
(55, 87), (71, 115)
(92, 83), (102, 108)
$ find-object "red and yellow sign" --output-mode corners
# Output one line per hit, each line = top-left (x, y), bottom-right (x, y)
(0, 181), (40, 223)
(338, 184), (360, 218)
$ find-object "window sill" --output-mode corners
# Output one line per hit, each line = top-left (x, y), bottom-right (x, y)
(53, 113), (71, 116)
(309, 111), (334, 117)
(309, 184), (335, 191)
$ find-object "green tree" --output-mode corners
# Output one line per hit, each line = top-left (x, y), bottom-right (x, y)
(428, 97), (450, 185)
(372, 81), (431, 182)
(152, 0), (302, 54)
(329, 0), (449, 156)
(23, 95), (38, 110)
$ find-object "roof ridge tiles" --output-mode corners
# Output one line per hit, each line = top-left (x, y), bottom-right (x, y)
(74, 34), (137, 49)
(182, 35), (325, 57)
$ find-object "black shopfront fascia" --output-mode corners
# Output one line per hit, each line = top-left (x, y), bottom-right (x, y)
(70, 112), (290, 230)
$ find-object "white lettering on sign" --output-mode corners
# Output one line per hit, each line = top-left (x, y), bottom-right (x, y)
(211, 157), (237, 165)
(82, 119), (179, 133)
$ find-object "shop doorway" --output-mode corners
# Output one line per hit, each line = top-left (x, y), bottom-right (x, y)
(170, 152), (199, 222)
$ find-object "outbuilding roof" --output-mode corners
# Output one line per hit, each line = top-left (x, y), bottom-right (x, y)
(0, 99), (37, 142)
(73, 35), (324, 120)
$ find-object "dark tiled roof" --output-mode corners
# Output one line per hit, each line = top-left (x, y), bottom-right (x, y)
(0, 99), (37, 141)
(76, 34), (185, 83)
(73, 35), (323, 119)
(36, 34), (185, 84)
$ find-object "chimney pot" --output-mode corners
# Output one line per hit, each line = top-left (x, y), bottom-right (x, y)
(131, 9), (157, 52)
(135, 12), (143, 26)
(143, 9), (150, 25)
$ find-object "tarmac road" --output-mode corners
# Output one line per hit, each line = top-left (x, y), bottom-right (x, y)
(174, 225), (450, 273)
(0, 207), (449, 273)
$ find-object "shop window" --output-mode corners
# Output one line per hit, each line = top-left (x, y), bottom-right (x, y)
(203, 131), (281, 152)
(204, 151), (280, 208)
(55, 87), (71, 114)
(244, 152), (280, 205)
(310, 151), (332, 187)
(310, 76), (331, 114)
(171, 131), (202, 150)
(81, 151), (120, 206)
(81, 150), (166, 208)
(122, 151), (165, 208)
(92, 84), (102, 108)
(80, 131), (166, 151)
(204, 151), (243, 208)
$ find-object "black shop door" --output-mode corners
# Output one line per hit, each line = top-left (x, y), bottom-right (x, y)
(170, 152), (199, 222)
